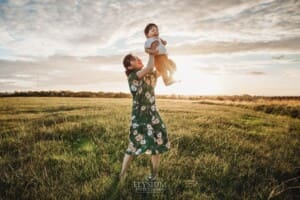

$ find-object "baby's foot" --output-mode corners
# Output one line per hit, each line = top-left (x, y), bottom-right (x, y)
(165, 78), (181, 86)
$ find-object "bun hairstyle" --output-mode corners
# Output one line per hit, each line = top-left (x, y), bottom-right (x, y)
(123, 53), (135, 76)
(144, 23), (158, 37)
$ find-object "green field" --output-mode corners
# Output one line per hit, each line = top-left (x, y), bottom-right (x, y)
(0, 97), (299, 199)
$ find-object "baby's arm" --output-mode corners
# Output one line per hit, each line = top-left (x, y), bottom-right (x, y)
(160, 38), (167, 46)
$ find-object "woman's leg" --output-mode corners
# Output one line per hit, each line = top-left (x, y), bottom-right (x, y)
(119, 153), (134, 178)
(150, 154), (160, 178)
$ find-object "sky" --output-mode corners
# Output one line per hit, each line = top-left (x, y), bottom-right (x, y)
(0, 0), (299, 96)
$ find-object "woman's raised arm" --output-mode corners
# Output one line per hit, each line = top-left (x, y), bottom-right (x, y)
(136, 54), (155, 79)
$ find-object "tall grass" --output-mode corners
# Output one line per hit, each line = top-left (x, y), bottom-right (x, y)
(0, 97), (299, 199)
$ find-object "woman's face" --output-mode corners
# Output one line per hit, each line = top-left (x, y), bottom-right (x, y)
(129, 55), (144, 70)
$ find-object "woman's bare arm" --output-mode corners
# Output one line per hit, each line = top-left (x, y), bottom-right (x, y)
(136, 54), (155, 79)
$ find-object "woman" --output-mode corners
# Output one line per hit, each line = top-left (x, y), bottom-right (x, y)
(119, 52), (171, 181)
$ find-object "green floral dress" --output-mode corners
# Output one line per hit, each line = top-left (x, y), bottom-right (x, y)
(125, 69), (171, 156)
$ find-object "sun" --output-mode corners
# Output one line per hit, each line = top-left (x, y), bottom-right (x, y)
(155, 55), (225, 95)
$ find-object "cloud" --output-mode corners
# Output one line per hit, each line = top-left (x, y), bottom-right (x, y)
(169, 37), (300, 55)
(0, 0), (299, 95)
(0, 0), (299, 60)
(248, 71), (266, 75)
(0, 54), (128, 92)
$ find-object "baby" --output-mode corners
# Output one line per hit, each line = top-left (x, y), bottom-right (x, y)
(144, 23), (178, 86)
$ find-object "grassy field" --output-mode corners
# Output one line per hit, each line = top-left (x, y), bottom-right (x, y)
(0, 97), (299, 200)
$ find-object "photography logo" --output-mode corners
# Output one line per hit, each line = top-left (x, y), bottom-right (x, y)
(133, 180), (167, 193)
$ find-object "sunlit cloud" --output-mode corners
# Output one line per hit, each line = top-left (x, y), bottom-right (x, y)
(0, 0), (299, 95)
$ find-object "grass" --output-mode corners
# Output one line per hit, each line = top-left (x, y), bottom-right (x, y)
(0, 97), (299, 200)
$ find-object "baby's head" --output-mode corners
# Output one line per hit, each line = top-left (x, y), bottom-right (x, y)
(144, 23), (159, 38)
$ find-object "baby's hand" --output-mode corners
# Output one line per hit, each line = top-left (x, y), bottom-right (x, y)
(160, 38), (167, 46)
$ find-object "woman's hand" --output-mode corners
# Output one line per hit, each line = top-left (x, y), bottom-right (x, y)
(145, 45), (159, 55)
(148, 49), (159, 55)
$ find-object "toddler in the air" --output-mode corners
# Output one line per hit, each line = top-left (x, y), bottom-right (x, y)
(144, 23), (178, 86)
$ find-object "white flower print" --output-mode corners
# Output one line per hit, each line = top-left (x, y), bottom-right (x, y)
(135, 148), (142, 155)
(131, 85), (137, 92)
(152, 117), (160, 125)
(132, 80), (139, 86)
(140, 139), (146, 145)
(141, 105), (146, 111)
(156, 137), (163, 145)
(145, 92), (151, 99)
(151, 105), (156, 111)
(147, 130), (153, 136)
(132, 123), (139, 129)
(147, 124), (153, 130)
(135, 134), (143, 142)
(157, 132), (162, 138)
(126, 68), (168, 156)
(145, 149), (152, 154)
(149, 96), (155, 103)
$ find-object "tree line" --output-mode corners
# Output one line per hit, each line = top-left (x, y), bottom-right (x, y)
(0, 90), (299, 101)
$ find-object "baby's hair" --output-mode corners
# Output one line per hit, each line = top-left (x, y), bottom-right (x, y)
(144, 23), (158, 37)
(123, 53), (135, 77)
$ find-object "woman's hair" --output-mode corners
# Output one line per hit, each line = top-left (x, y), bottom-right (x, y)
(144, 23), (158, 37)
(123, 53), (135, 76)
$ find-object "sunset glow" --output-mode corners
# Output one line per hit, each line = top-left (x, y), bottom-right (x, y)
(0, 0), (299, 95)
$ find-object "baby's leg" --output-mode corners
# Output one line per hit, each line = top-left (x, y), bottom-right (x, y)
(164, 58), (180, 85)
(155, 56), (170, 85)
(167, 59), (177, 73)
(155, 55), (179, 86)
